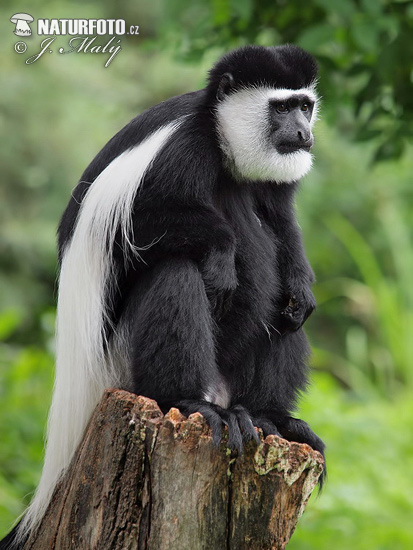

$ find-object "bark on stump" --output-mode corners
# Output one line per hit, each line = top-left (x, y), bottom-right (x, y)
(25, 389), (324, 550)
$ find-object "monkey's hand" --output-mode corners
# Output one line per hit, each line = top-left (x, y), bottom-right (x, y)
(200, 247), (238, 320)
(279, 286), (316, 333)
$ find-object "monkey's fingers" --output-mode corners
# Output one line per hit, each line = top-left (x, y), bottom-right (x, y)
(231, 405), (260, 444)
(219, 409), (244, 454)
(252, 416), (282, 438)
(175, 400), (257, 454)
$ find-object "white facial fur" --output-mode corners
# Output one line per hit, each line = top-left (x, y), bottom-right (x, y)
(216, 85), (319, 183)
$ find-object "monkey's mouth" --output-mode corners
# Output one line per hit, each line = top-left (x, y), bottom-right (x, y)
(277, 142), (312, 154)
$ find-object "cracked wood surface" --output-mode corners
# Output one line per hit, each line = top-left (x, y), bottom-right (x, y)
(24, 389), (324, 550)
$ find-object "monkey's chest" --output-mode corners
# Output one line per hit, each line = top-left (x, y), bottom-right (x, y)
(225, 204), (281, 324)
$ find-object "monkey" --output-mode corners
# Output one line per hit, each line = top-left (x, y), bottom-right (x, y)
(1, 44), (325, 549)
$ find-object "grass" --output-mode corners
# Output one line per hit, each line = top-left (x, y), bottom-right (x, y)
(290, 372), (413, 550)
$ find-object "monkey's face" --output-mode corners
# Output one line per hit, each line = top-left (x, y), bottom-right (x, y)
(215, 86), (319, 184)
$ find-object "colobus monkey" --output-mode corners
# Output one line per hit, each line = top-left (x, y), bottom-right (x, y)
(2, 44), (325, 548)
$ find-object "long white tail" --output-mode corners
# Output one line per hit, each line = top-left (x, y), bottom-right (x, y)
(17, 120), (182, 541)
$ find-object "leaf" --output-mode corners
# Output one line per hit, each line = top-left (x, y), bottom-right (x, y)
(298, 24), (337, 52)
(351, 17), (380, 53)
(373, 139), (405, 163)
(314, 0), (356, 18)
(0, 309), (23, 340)
(212, 0), (232, 25)
(230, 0), (253, 21)
(360, 0), (383, 16)
(354, 128), (383, 142)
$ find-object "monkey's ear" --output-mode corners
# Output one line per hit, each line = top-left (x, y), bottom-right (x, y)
(217, 73), (235, 101)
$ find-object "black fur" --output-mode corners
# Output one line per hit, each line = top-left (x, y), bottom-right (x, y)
(206, 44), (318, 103)
(58, 44), (325, 467)
(0, 522), (25, 550)
(1, 45), (325, 549)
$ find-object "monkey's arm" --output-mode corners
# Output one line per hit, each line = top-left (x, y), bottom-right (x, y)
(125, 200), (238, 318)
(255, 183), (316, 332)
(127, 123), (239, 317)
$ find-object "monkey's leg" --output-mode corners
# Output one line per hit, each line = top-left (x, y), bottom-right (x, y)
(123, 257), (257, 452)
(244, 331), (326, 482)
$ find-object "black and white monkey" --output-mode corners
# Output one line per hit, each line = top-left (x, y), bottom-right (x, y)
(2, 44), (325, 548)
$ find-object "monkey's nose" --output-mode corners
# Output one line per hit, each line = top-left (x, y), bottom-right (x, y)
(297, 129), (311, 142)
(297, 130), (313, 147)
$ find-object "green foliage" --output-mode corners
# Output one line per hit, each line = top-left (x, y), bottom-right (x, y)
(297, 121), (413, 397)
(325, 211), (413, 390)
(0, 309), (54, 533)
(1, 0), (412, 548)
(156, 0), (413, 161)
(290, 373), (413, 550)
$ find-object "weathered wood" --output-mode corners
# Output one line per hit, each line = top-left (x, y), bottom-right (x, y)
(25, 390), (324, 550)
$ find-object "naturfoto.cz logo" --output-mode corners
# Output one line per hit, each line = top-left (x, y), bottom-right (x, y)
(37, 18), (138, 36)
(10, 13), (34, 36)
(10, 15), (140, 67)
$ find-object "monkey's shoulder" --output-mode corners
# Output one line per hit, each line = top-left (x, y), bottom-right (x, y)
(83, 89), (207, 184)
(58, 90), (212, 256)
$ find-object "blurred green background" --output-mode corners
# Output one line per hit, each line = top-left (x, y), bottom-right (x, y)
(1, 0), (413, 548)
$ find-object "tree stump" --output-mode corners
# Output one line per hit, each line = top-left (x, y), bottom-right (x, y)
(24, 390), (324, 550)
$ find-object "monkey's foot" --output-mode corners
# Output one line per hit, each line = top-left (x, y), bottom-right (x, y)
(251, 416), (282, 438)
(275, 416), (326, 488)
(251, 414), (326, 487)
(277, 417), (325, 456)
(176, 400), (259, 454)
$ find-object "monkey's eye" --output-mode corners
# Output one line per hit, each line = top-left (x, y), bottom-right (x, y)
(301, 103), (309, 112)
(276, 103), (288, 114)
